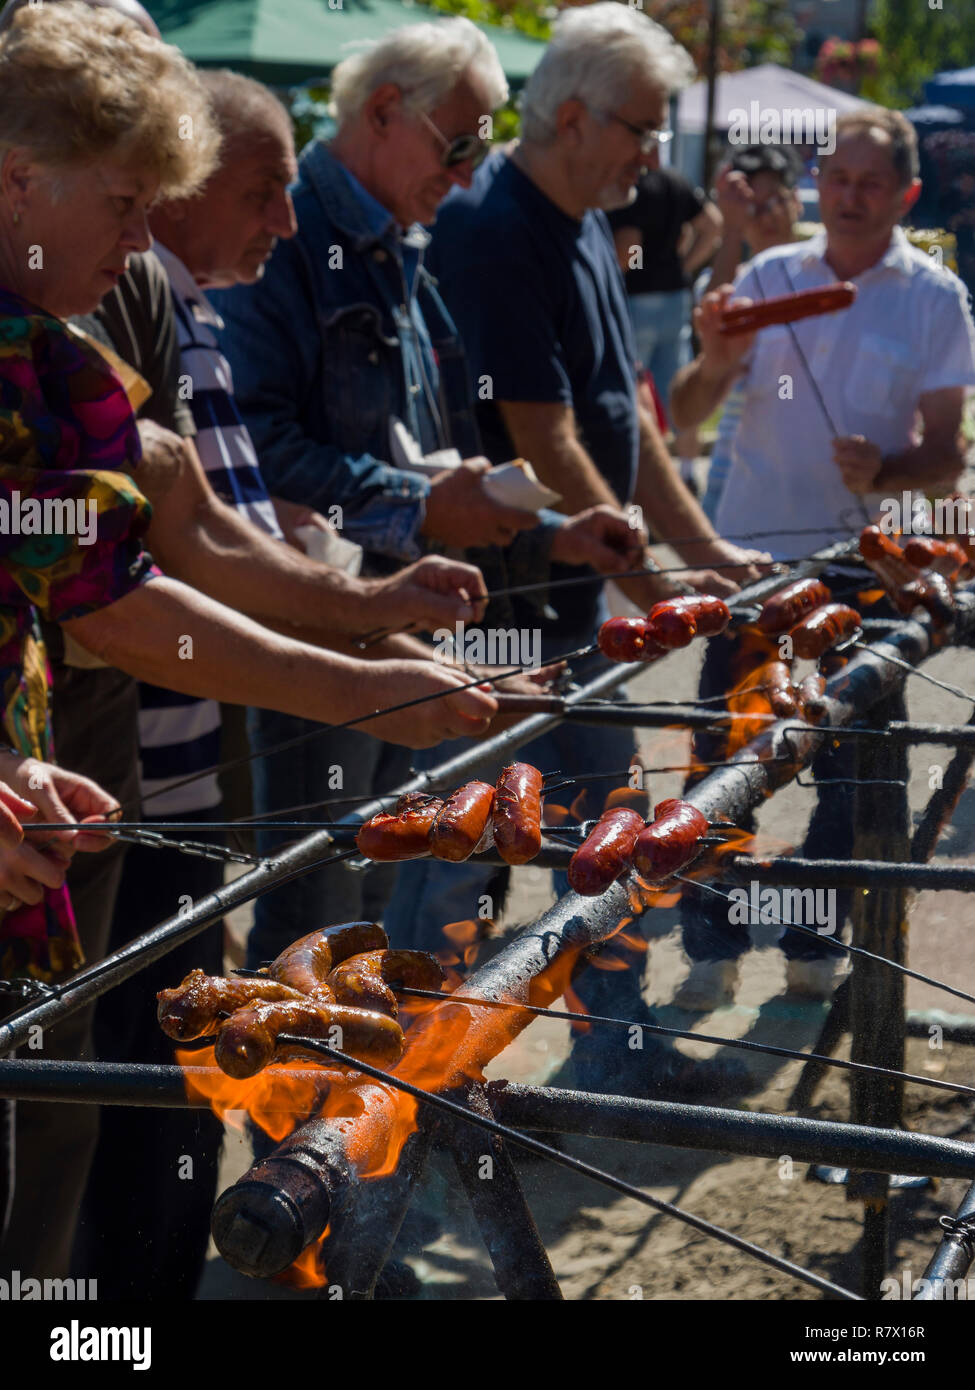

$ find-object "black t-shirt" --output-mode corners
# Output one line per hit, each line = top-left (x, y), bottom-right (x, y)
(429, 150), (639, 640)
(608, 167), (707, 295)
(72, 250), (196, 438)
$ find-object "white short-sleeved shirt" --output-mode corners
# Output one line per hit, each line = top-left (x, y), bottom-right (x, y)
(714, 228), (975, 558)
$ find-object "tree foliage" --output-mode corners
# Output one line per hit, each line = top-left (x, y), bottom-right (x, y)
(864, 0), (975, 106)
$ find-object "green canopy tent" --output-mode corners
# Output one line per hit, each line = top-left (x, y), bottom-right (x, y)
(144, 0), (546, 87)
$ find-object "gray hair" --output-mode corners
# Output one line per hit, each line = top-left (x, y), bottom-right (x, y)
(521, 2), (695, 144)
(329, 15), (508, 129)
(200, 68), (293, 151)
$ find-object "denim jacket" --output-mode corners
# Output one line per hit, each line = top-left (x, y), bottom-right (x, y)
(212, 142), (486, 561)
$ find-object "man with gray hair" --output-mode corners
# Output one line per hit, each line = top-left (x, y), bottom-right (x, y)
(399, 3), (767, 1100)
(216, 15), (653, 971)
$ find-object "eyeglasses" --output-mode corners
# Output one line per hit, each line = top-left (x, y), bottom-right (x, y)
(592, 109), (674, 154)
(418, 110), (489, 170)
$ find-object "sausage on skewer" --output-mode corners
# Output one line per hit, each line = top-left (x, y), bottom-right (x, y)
(719, 282), (856, 336)
(790, 604), (861, 660)
(633, 799), (710, 882)
(493, 762), (544, 865)
(757, 579), (831, 635)
(568, 807), (646, 896)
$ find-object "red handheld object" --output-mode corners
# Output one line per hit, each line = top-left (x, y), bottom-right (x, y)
(568, 807), (645, 896)
(632, 799), (709, 882)
(493, 762), (543, 865)
(719, 282), (856, 336)
(790, 604), (861, 660)
(757, 578), (831, 635)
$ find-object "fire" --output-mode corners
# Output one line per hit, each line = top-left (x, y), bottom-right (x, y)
(174, 1048), (338, 1143)
(274, 1229), (329, 1290)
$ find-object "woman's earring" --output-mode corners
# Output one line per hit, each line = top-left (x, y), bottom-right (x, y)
(12, 210), (19, 226)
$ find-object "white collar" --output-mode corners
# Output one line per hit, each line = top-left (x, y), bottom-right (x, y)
(151, 240), (223, 328)
(798, 225), (913, 280)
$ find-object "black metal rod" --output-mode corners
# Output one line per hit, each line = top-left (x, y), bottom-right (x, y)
(0, 1059), (335, 1106)
(274, 1035), (861, 1302)
(722, 855), (975, 892)
(786, 721), (975, 748)
(394, 988), (975, 1101)
(487, 1084), (975, 1180)
(448, 1085), (563, 1300)
(916, 1183), (975, 1300)
(563, 703), (773, 730)
(910, 712), (975, 863)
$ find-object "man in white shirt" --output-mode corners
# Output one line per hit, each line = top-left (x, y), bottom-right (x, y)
(668, 108), (975, 1010)
(671, 107), (975, 558)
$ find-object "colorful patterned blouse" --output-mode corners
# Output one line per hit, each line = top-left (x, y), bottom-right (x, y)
(0, 289), (158, 980)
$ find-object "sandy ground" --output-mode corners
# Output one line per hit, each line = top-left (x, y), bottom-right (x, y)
(197, 472), (975, 1303)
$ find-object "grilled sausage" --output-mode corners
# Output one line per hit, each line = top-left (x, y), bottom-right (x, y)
(647, 595), (731, 640)
(568, 807), (645, 896)
(214, 998), (405, 1078)
(493, 762), (543, 865)
(156, 969), (306, 1041)
(597, 617), (664, 663)
(757, 578), (831, 635)
(430, 781), (495, 862)
(719, 282), (856, 336)
(327, 948), (445, 1017)
(899, 572), (955, 629)
(355, 795), (444, 861)
(762, 660), (798, 718)
(644, 601), (697, 649)
(632, 799), (710, 881)
(796, 672), (828, 725)
(790, 604), (861, 660)
(268, 921), (388, 995)
(901, 537), (967, 579)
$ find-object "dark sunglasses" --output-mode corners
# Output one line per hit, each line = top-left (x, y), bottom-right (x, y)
(419, 110), (490, 169)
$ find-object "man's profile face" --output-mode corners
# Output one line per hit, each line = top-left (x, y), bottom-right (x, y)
(817, 130), (918, 245)
(379, 71), (494, 228)
(182, 128), (298, 287)
(581, 82), (669, 212)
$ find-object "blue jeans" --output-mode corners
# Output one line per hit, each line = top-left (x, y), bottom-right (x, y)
(628, 289), (693, 406)
(245, 709), (412, 969)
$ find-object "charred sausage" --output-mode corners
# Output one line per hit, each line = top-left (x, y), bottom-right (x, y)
(156, 969), (306, 1041)
(430, 781), (495, 862)
(790, 604), (861, 660)
(268, 921), (388, 995)
(632, 799), (710, 881)
(214, 998), (405, 1078)
(568, 807), (645, 896)
(326, 948), (445, 1017)
(493, 762), (543, 865)
(757, 579), (831, 635)
(796, 672), (828, 725)
(762, 660), (798, 718)
(355, 795), (444, 861)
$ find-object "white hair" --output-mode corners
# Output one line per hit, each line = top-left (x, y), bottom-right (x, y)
(521, 2), (695, 144)
(329, 16), (508, 129)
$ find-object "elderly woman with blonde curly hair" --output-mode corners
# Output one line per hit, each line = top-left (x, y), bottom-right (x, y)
(0, 0), (220, 1278)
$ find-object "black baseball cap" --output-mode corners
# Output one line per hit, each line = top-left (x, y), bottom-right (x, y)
(728, 145), (801, 187)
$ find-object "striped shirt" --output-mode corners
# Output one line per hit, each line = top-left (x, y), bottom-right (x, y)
(138, 243), (283, 816)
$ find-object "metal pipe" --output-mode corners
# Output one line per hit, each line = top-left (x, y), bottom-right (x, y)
(721, 855), (975, 892)
(0, 1058), (336, 1107)
(448, 1085), (562, 1299)
(487, 1083), (975, 1180)
(915, 1183), (975, 1299)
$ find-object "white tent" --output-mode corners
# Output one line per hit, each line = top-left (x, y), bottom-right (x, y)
(678, 63), (870, 134)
